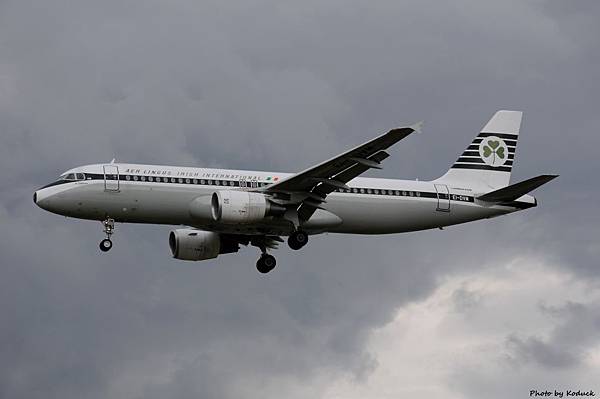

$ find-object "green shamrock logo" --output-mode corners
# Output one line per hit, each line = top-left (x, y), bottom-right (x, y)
(482, 139), (505, 164)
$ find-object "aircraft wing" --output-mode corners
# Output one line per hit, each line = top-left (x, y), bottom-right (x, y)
(264, 122), (422, 221)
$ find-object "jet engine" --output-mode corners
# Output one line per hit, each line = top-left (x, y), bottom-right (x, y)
(210, 190), (285, 224)
(169, 229), (239, 261)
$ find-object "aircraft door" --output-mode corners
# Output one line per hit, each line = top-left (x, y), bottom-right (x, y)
(103, 165), (120, 192)
(434, 184), (450, 212)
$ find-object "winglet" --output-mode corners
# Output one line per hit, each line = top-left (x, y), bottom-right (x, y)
(409, 121), (424, 134)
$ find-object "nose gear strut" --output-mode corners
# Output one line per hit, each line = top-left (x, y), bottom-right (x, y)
(99, 218), (115, 252)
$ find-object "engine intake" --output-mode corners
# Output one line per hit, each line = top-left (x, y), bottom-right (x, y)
(211, 190), (285, 224)
(169, 229), (239, 261)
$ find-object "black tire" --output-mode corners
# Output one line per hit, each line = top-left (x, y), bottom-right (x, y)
(288, 230), (308, 250)
(99, 239), (113, 252)
(256, 254), (276, 273)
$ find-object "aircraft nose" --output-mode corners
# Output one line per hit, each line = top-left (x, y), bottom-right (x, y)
(34, 188), (52, 211)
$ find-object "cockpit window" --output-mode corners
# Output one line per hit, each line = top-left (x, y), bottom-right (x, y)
(59, 173), (85, 181)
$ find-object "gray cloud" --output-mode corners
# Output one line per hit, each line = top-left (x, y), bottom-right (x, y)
(505, 334), (579, 369)
(0, 0), (598, 398)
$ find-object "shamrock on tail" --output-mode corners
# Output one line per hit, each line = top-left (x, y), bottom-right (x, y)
(483, 139), (505, 164)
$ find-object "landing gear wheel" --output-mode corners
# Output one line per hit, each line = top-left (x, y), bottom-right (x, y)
(288, 230), (308, 250)
(99, 238), (113, 252)
(100, 217), (115, 253)
(256, 254), (277, 274)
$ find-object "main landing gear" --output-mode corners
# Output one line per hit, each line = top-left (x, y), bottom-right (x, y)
(99, 218), (115, 252)
(250, 237), (279, 274)
(288, 230), (308, 250)
(256, 253), (277, 274)
(254, 230), (308, 274)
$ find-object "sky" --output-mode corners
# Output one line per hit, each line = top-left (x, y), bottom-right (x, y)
(1, 1), (599, 398)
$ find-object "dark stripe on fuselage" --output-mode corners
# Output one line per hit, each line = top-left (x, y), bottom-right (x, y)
(41, 173), (533, 210)
(40, 180), (73, 189)
(45, 173), (477, 203)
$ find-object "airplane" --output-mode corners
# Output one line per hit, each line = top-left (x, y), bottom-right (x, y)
(34, 110), (557, 273)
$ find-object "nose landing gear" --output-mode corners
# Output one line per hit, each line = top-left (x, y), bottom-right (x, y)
(100, 238), (113, 252)
(99, 218), (115, 252)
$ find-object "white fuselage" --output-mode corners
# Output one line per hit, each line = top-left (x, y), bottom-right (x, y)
(34, 163), (535, 236)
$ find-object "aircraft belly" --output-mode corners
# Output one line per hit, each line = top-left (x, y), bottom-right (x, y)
(324, 195), (501, 234)
(323, 196), (433, 234)
(70, 183), (206, 224)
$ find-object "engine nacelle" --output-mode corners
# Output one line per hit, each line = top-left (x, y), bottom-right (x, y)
(169, 229), (239, 261)
(211, 190), (284, 224)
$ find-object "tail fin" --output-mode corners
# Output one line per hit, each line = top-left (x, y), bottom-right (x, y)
(436, 110), (523, 189)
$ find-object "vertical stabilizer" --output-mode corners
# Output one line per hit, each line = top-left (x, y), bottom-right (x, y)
(435, 110), (522, 189)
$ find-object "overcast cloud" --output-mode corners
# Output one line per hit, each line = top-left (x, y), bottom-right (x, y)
(1, 1), (599, 398)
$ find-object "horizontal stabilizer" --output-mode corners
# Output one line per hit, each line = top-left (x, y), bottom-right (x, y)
(477, 174), (558, 202)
